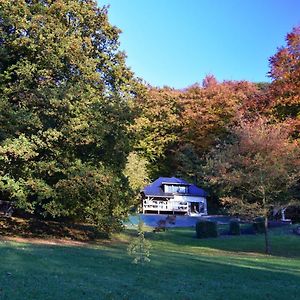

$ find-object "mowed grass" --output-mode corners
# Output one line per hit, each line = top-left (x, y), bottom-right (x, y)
(0, 227), (300, 300)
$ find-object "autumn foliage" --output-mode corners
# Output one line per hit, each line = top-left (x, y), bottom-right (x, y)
(268, 26), (300, 135)
(204, 117), (300, 253)
(132, 78), (263, 178)
(0, 0), (299, 237)
(269, 27), (300, 111)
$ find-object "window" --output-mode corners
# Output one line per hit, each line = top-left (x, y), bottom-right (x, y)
(177, 186), (187, 193)
(164, 184), (188, 194)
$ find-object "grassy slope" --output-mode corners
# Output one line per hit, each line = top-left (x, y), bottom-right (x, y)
(0, 227), (299, 300)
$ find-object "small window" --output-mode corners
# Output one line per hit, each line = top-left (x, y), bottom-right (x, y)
(177, 186), (187, 193)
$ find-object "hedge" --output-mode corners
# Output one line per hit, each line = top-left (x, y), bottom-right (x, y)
(196, 221), (218, 238)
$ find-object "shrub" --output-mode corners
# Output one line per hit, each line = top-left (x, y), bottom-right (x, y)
(229, 221), (241, 235)
(196, 221), (218, 238)
(253, 217), (266, 234)
(285, 206), (300, 223)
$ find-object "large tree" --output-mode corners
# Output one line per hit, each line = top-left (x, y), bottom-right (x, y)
(268, 26), (300, 134)
(205, 117), (300, 254)
(179, 79), (259, 156)
(131, 79), (260, 180)
(173, 79), (260, 181)
(0, 0), (138, 233)
(131, 87), (182, 177)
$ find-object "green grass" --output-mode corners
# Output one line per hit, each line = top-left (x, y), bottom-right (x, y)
(0, 227), (300, 300)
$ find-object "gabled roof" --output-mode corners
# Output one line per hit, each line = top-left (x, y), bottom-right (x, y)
(142, 177), (207, 198)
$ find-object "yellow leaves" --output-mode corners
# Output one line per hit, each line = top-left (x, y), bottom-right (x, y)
(124, 152), (149, 192)
(0, 134), (38, 162)
(39, 128), (63, 144)
(49, 0), (65, 12)
(25, 178), (54, 199)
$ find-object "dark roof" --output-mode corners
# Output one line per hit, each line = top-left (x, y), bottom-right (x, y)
(142, 177), (207, 198)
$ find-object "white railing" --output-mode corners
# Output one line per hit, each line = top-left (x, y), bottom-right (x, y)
(143, 200), (188, 212)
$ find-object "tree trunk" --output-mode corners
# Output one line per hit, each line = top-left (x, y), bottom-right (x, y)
(264, 215), (271, 254)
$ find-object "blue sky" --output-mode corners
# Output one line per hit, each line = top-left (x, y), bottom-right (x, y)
(99, 0), (300, 89)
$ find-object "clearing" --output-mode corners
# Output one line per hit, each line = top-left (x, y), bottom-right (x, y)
(0, 225), (300, 299)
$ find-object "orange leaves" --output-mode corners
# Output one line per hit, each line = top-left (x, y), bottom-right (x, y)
(206, 116), (300, 208)
(133, 78), (264, 171)
(268, 26), (300, 121)
(179, 80), (259, 155)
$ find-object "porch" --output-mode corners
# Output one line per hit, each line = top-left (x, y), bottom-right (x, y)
(142, 196), (207, 216)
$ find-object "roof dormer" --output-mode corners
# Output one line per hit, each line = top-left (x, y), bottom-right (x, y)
(162, 182), (189, 194)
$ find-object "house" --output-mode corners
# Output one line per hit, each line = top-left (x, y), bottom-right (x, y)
(141, 177), (208, 216)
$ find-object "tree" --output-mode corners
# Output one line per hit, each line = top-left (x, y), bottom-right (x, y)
(0, 0), (138, 232)
(202, 74), (218, 88)
(205, 117), (300, 254)
(131, 78), (261, 180)
(124, 152), (149, 192)
(268, 26), (300, 132)
(127, 218), (151, 264)
(179, 80), (259, 157)
(131, 87), (182, 177)
(124, 152), (150, 209)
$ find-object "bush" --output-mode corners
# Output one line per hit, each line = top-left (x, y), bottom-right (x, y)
(285, 206), (300, 223)
(196, 221), (218, 238)
(229, 221), (241, 235)
(253, 218), (266, 234)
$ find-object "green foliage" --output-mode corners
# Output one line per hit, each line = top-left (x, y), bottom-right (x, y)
(229, 221), (241, 235)
(124, 152), (150, 209)
(124, 152), (150, 192)
(195, 220), (218, 238)
(130, 88), (181, 177)
(127, 219), (151, 264)
(172, 143), (202, 180)
(285, 205), (300, 223)
(54, 162), (133, 234)
(131, 88), (181, 162)
(0, 0), (139, 232)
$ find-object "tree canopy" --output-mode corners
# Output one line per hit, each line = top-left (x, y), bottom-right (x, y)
(0, 0), (138, 232)
(268, 26), (300, 134)
(0, 2), (299, 235)
(204, 117), (300, 253)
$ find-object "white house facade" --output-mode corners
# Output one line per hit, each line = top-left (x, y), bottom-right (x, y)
(141, 177), (208, 216)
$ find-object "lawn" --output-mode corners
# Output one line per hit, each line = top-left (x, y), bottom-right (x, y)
(0, 226), (300, 300)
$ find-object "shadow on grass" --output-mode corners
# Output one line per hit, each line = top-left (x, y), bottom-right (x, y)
(145, 227), (300, 259)
(0, 216), (107, 242)
(0, 239), (299, 300)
